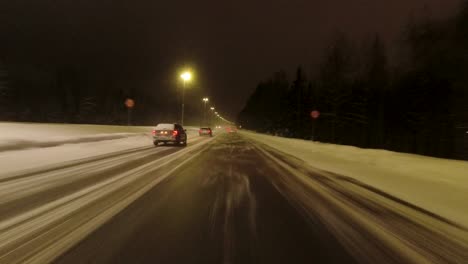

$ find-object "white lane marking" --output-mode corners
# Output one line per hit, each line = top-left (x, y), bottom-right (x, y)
(0, 149), (156, 204)
(0, 137), (213, 263)
(25, 146), (207, 264)
(0, 137), (207, 207)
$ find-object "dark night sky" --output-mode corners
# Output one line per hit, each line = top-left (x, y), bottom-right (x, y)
(0, 0), (463, 121)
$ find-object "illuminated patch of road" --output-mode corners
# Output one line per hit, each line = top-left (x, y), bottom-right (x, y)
(0, 136), (213, 264)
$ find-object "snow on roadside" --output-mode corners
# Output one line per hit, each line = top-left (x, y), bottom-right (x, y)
(0, 122), (200, 152)
(241, 130), (468, 227)
(0, 134), (151, 176)
(0, 122), (200, 175)
(0, 122), (153, 139)
(0, 122), (153, 152)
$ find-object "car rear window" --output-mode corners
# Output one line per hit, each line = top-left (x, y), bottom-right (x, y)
(155, 124), (174, 130)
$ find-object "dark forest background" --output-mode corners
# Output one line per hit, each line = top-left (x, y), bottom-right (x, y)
(238, 3), (468, 160)
(0, 2), (467, 159)
(0, 1), (193, 126)
(0, 60), (185, 125)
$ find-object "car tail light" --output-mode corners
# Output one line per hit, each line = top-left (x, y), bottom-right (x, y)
(151, 130), (156, 135)
(199, 130), (202, 133)
(172, 130), (178, 136)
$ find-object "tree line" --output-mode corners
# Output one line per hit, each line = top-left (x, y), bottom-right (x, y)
(0, 61), (181, 125)
(238, 3), (468, 160)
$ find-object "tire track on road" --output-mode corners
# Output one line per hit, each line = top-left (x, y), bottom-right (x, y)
(0, 136), (212, 264)
(252, 140), (468, 264)
(56, 133), (357, 264)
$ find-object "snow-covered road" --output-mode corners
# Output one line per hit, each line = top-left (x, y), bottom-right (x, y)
(0, 123), (467, 263)
(0, 122), (199, 174)
(0, 124), (212, 263)
(241, 130), (468, 228)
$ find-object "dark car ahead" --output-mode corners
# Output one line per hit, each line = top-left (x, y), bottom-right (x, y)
(199, 127), (213, 137)
(152, 123), (187, 146)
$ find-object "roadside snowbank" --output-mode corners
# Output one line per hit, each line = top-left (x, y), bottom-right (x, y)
(0, 122), (200, 152)
(241, 130), (468, 227)
(0, 122), (201, 174)
(0, 122), (153, 151)
(0, 134), (152, 175)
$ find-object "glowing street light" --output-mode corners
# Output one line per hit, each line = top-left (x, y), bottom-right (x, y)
(179, 71), (192, 125)
(202, 97), (209, 125)
(208, 107), (215, 126)
(181, 71), (192, 81)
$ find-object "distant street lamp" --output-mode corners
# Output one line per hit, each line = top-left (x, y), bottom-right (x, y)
(202, 97), (209, 126)
(180, 71), (192, 125)
(210, 107), (215, 126)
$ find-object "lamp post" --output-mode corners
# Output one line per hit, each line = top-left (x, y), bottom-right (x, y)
(180, 71), (192, 126)
(202, 97), (209, 126)
(210, 107), (215, 127)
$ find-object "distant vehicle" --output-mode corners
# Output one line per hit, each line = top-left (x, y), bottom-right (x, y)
(226, 126), (237, 133)
(199, 127), (213, 137)
(152, 123), (187, 146)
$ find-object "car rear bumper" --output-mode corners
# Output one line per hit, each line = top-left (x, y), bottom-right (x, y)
(153, 136), (177, 142)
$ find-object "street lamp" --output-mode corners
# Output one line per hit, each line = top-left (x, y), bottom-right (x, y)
(209, 107), (215, 126)
(202, 97), (209, 126)
(181, 72), (191, 81)
(180, 71), (192, 125)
